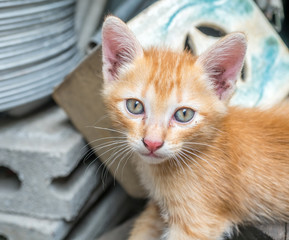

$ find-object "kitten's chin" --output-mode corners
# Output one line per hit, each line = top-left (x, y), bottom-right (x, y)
(138, 153), (168, 164)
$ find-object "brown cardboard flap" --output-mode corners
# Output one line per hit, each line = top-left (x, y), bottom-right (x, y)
(53, 46), (145, 198)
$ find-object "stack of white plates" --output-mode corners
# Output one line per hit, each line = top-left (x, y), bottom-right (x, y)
(0, 0), (80, 112)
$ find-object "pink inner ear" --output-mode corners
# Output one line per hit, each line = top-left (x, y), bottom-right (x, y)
(222, 47), (245, 82)
(103, 38), (122, 80)
(102, 30), (126, 82)
(102, 17), (143, 83)
(214, 53), (244, 99)
(198, 33), (247, 101)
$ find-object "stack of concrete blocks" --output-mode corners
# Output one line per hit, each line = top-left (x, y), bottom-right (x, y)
(0, 105), (117, 240)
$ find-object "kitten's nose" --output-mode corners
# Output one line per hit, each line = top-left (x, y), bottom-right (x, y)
(142, 138), (164, 152)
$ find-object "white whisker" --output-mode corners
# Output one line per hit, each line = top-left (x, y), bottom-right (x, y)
(87, 126), (127, 136)
(170, 153), (185, 173)
(113, 146), (133, 181)
(93, 140), (128, 151)
(183, 141), (224, 153)
(177, 151), (201, 170)
(121, 150), (134, 180)
(91, 114), (110, 126)
(88, 142), (128, 175)
(182, 148), (220, 174)
(83, 140), (127, 162)
(80, 136), (127, 160)
(209, 126), (224, 134)
(87, 136), (127, 145)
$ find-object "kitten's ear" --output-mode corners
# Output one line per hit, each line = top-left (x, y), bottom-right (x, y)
(102, 16), (143, 82)
(196, 33), (247, 102)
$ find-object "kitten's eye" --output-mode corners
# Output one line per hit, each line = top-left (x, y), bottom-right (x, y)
(174, 108), (195, 123)
(126, 99), (144, 115)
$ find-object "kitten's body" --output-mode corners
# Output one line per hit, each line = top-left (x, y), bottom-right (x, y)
(135, 105), (289, 239)
(101, 17), (289, 239)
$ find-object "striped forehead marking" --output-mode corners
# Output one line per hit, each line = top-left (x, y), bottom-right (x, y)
(141, 50), (186, 101)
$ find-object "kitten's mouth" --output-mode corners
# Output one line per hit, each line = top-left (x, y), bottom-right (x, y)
(138, 151), (167, 164)
(142, 152), (162, 158)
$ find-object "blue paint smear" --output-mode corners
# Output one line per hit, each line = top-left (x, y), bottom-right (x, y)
(164, 0), (253, 31)
(254, 37), (279, 105)
(232, 36), (289, 106)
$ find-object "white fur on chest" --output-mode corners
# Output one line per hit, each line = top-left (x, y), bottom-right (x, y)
(135, 155), (199, 211)
(134, 156), (235, 239)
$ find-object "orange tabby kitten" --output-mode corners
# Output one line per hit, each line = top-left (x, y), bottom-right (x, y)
(101, 16), (289, 240)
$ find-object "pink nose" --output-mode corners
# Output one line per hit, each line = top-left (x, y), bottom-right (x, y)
(142, 138), (164, 152)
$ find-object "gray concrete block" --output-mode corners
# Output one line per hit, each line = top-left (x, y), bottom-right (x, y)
(66, 184), (132, 240)
(0, 178), (111, 240)
(96, 218), (135, 240)
(0, 212), (70, 240)
(256, 223), (287, 240)
(0, 105), (100, 220)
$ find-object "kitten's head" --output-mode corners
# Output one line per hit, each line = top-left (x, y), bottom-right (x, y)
(101, 16), (246, 164)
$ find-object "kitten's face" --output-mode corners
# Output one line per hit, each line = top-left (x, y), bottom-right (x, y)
(101, 17), (246, 164)
(103, 50), (226, 164)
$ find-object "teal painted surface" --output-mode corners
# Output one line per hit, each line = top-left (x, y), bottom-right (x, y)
(153, 0), (289, 107)
(232, 35), (289, 106)
(255, 37), (279, 104)
(130, 0), (289, 107)
(165, 0), (253, 31)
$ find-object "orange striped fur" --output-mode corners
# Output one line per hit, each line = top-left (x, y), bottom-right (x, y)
(101, 17), (289, 240)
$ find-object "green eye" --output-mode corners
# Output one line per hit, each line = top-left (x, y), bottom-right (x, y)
(126, 99), (144, 115)
(174, 108), (195, 123)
